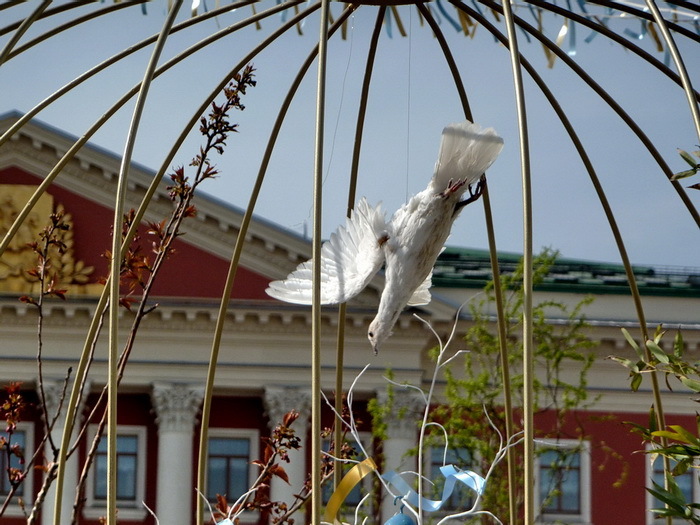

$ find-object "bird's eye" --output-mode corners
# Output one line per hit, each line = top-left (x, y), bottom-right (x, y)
(368, 331), (374, 338)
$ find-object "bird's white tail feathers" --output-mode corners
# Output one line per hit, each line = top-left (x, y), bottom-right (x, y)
(431, 120), (504, 193)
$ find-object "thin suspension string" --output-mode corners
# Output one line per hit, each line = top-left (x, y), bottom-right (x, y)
(405, 5), (413, 203)
(299, 14), (355, 235)
(324, 11), (355, 179)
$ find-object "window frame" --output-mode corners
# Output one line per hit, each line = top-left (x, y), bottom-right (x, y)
(322, 431), (374, 514)
(535, 439), (591, 525)
(645, 446), (700, 525)
(425, 444), (481, 515)
(83, 424), (147, 521)
(0, 422), (35, 517)
(205, 427), (260, 519)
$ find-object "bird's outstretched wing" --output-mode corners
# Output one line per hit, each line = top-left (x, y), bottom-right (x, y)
(407, 271), (432, 306)
(266, 198), (387, 305)
(431, 120), (505, 192)
(406, 243), (448, 306)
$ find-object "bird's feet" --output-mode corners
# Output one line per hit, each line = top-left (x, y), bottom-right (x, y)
(440, 178), (467, 199)
(454, 176), (485, 211)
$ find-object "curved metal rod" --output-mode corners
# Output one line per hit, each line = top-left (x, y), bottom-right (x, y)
(0, 1), (95, 36)
(0, 2), (26, 14)
(107, 4), (183, 523)
(5, 1), (167, 62)
(584, 0), (700, 41)
(333, 4), (387, 492)
(495, 0), (536, 520)
(194, 4), (360, 524)
(525, 0), (699, 101)
(0, 0), (258, 150)
(0, 1), (50, 66)
(643, 0), (700, 145)
(49, 0), (308, 517)
(414, 4), (519, 522)
(312, 2), (332, 522)
(414, 5), (519, 522)
(477, 0), (700, 227)
(0, 0), (297, 258)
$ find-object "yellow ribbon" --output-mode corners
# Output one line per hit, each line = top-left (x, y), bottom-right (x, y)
(324, 457), (377, 525)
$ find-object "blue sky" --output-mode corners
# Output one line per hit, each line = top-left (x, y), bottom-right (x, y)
(1, 1), (699, 268)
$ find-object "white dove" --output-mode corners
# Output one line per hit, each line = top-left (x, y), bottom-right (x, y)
(266, 120), (504, 353)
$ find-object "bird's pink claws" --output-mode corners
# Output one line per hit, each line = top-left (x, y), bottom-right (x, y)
(441, 178), (466, 198)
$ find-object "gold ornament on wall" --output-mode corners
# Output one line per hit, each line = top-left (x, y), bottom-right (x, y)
(0, 185), (100, 295)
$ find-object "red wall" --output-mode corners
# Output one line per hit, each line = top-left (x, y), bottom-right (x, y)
(535, 408), (698, 525)
(2, 168), (272, 300)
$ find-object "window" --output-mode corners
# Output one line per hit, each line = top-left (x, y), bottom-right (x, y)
(0, 423), (34, 514)
(1, 428), (26, 497)
(428, 446), (478, 513)
(321, 434), (373, 509)
(536, 440), (591, 524)
(94, 434), (139, 502)
(646, 452), (699, 524)
(207, 429), (259, 504)
(85, 425), (147, 520)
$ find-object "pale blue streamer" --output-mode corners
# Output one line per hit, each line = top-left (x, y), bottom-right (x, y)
(569, 17), (577, 56)
(584, 15), (606, 44)
(469, 0), (484, 19)
(384, 512), (415, 525)
(384, 7), (393, 38)
(436, 0), (462, 33)
(278, 0), (287, 22)
(382, 465), (486, 512)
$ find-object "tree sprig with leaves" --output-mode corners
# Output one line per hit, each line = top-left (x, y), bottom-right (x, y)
(427, 249), (597, 521)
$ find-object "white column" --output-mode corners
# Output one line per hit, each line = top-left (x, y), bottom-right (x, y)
(41, 378), (81, 525)
(263, 386), (311, 513)
(151, 382), (204, 525)
(377, 389), (423, 522)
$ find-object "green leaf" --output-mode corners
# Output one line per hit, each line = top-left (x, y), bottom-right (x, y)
(679, 148), (699, 168)
(672, 458), (690, 477)
(648, 478), (686, 510)
(672, 168), (699, 181)
(668, 425), (700, 446)
(652, 430), (687, 442)
(622, 328), (645, 362)
(647, 339), (669, 364)
(608, 355), (639, 372)
(673, 331), (684, 358)
(649, 405), (658, 433)
(680, 376), (700, 392)
(631, 372), (643, 392)
(652, 429), (694, 445)
(669, 425), (700, 446)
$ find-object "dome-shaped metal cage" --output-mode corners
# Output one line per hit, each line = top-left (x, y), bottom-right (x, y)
(0, 1), (698, 524)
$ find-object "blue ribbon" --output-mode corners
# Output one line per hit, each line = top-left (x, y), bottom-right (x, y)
(385, 508), (416, 525)
(382, 464), (486, 513)
(436, 0), (462, 33)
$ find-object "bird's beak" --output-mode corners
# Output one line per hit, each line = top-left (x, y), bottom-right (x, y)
(372, 343), (379, 356)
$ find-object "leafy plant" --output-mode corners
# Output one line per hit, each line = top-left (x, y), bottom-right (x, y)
(427, 249), (597, 521)
(613, 327), (700, 523)
(672, 148), (700, 190)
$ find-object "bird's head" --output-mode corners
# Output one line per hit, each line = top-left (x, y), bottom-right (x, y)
(368, 318), (392, 355)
